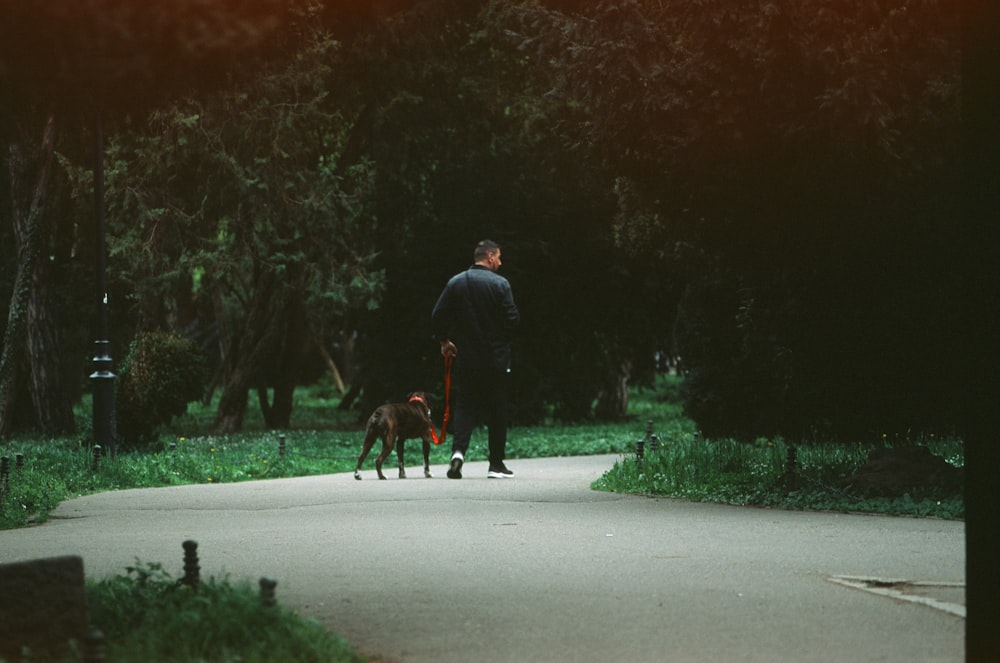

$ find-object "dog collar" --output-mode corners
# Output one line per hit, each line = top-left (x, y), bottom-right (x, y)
(409, 395), (442, 445)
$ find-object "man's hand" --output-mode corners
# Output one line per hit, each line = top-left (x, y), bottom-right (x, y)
(440, 339), (458, 358)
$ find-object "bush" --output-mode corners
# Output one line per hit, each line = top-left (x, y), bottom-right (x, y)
(87, 561), (362, 662)
(117, 331), (208, 449)
(592, 435), (964, 519)
(673, 264), (962, 442)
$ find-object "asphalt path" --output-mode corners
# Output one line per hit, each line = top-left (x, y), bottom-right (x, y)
(0, 455), (965, 662)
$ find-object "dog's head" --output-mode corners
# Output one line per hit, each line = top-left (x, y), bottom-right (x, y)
(406, 391), (431, 417)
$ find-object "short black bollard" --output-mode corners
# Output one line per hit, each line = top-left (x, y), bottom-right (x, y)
(169, 442), (177, 452)
(642, 420), (661, 453)
(15, 452), (24, 473)
(181, 540), (200, 590)
(91, 445), (102, 472)
(692, 431), (700, 443)
(785, 446), (798, 493)
(278, 434), (286, 457)
(260, 577), (278, 609)
(83, 626), (106, 663)
(635, 420), (663, 459)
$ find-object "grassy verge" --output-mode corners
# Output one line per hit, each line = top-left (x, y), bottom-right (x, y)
(0, 378), (666, 530)
(5, 562), (361, 663)
(0, 375), (964, 529)
(0, 419), (646, 531)
(594, 434), (964, 519)
(77, 562), (362, 663)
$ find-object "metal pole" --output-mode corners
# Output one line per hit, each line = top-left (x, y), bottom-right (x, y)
(259, 577), (278, 609)
(181, 539), (200, 590)
(90, 113), (116, 458)
(785, 446), (797, 493)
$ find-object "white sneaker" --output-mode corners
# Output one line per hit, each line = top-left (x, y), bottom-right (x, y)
(487, 463), (514, 478)
(447, 452), (464, 479)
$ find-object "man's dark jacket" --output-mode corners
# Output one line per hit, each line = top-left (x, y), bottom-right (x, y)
(431, 265), (520, 372)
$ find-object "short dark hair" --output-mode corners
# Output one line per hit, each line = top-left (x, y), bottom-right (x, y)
(473, 239), (500, 262)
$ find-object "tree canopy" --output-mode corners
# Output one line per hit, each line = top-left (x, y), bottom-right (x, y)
(1, 0), (962, 440)
(488, 0), (961, 437)
(0, 0), (306, 436)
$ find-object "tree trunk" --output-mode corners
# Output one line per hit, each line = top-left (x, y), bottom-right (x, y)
(213, 270), (304, 434)
(256, 293), (308, 429)
(315, 336), (347, 394)
(0, 112), (73, 437)
(595, 356), (632, 421)
(214, 292), (274, 433)
(27, 263), (76, 434)
(214, 359), (253, 434)
(257, 384), (293, 429)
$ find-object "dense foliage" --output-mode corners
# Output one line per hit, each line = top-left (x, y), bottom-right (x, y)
(86, 562), (361, 662)
(93, 19), (385, 433)
(0, 0), (300, 438)
(117, 331), (209, 449)
(488, 0), (961, 439)
(1, 0), (962, 444)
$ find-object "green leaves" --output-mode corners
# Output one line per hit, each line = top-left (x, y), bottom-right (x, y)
(87, 562), (363, 662)
(595, 435), (964, 519)
(117, 331), (209, 449)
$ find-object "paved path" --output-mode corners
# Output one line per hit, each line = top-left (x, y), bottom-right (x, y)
(0, 455), (964, 662)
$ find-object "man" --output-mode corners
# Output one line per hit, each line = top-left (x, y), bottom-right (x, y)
(431, 239), (520, 479)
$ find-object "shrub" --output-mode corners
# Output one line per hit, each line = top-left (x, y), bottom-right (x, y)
(117, 331), (208, 449)
(87, 561), (362, 662)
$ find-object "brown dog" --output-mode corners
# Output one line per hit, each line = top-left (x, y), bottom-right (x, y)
(354, 392), (435, 480)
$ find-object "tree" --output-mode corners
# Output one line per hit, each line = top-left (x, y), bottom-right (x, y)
(320, 0), (679, 422)
(0, 113), (73, 436)
(0, 0), (292, 438)
(96, 22), (384, 433)
(493, 0), (962, 438)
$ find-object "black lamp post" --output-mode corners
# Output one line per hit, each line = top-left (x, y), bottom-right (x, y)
(90, 115), (116, 458)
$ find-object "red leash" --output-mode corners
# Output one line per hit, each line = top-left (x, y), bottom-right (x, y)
(431, 354), (453, 445)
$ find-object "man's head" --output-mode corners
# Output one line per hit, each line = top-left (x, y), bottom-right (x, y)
(473, 239), (502, 271)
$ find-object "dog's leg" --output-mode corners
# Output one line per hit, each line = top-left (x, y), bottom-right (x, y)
(396, 436), (407, 479)
(375, 434), (394, 480)
(422, 437), (432, 478)
(355, 428), (380, 480)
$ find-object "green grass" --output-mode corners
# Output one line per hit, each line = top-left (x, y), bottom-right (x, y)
(75, 562), (360, 663)
(0, 375), (964, 529)
(593, 431), (964, 519)
(0, 380), (667, 530)
(0, 415), (645, 531)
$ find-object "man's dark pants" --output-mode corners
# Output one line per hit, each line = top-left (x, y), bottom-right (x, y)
(449, 366), (509, 465)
